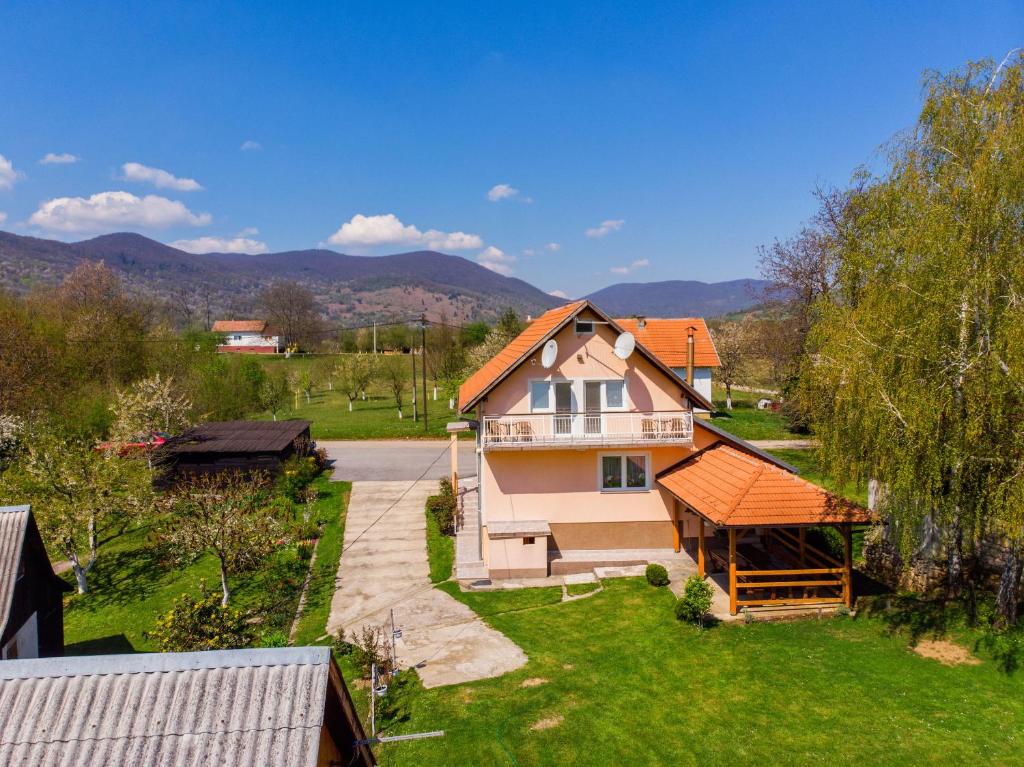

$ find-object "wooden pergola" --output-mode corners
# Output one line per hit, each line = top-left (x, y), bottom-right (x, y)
(658, 442), (872, 615)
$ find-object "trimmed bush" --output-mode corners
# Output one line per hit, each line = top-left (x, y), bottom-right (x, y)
(147, 583), (253, 651)
(645, 563), (670, 587)
(675, 574), (714, 625)
(426, 478), (458, 536)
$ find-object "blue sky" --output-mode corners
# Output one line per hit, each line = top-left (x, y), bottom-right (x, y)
(0, 1), (1020, 296)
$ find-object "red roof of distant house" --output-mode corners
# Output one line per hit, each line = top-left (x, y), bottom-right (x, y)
(212, 320), (270, 333)
(614, 317), (721, 368)
(657, 443), (871, 527)
(458, 300), (714, 413)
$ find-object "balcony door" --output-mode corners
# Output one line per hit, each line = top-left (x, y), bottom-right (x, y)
(554, 381), (573, 436)
(584, 381), (603, 435)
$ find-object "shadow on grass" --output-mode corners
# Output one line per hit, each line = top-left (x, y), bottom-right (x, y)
(64, 633), (136, 655)
(64, 545), (170, 612)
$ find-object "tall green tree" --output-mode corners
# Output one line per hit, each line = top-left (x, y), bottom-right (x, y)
(802, 54), (1024, 622)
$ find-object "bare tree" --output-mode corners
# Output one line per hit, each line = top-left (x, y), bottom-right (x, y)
(258, 280), (325, 350)
(709, 321), (751, 410)
(381, 356), (406, 418)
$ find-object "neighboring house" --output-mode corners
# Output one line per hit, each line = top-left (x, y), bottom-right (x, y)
(155, 419), (313, 485)
(614, 317), (720, 412)
(456, 300), (870, 613)
(0, 505), (70, 660)
(212, 320), (286, 353)
(0, 646), (376, 766)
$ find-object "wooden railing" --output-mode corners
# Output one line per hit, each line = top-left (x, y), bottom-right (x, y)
(735, 567), (845, 608)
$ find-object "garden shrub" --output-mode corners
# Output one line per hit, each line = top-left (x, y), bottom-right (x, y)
(645, 563), (669, 586)
(260, 629), (289, 647)
(277, 455), (321, 502)
(148, 583), (253, 651)
(332, 628), (354, 656)
(426, 478), (457, 536)
(675, 574), (714, 625)
(351, 624), (394, 679)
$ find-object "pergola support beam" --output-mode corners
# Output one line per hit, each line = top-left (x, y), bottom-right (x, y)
(728, 528), (737, 615)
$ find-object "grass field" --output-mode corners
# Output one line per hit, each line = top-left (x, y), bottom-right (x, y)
(708, 385), (804, 442)
(369, 578), (1023, 766)
(62, 475), (343, 654)
(426, 505), (454, 583)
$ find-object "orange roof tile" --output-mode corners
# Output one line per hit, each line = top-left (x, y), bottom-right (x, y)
(614, 317), (721, 368)
(657, 443), (871, 527)
(212, 320), (269, 333)
(458, 301), (585, 412)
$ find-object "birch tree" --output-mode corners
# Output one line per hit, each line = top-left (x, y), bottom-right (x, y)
(802, 54), (1024, 623)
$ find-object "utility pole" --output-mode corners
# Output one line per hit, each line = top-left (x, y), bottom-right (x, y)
(372, 322), (377, 354)
(421, 314), (429, 432)
(411, 332), (418, 422)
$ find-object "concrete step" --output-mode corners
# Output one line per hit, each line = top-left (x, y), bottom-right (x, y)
(456, 560), (488, 580)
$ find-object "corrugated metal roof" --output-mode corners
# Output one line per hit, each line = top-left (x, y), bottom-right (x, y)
(160, 420), (312, 455)
(657, 443), (872, 528)
(614, 317), (722, 368)
(0, 506), (30, 639)
(0, 647), (333, 767)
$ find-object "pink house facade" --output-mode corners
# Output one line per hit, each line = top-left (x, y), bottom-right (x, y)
(457, 300), (785, 581)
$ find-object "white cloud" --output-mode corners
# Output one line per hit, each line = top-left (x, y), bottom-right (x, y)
(240, 140), (263, 151)
(546, 242), (561, 252)
(122, 162), (202, 192)
(237, 226), (259, 236)
(477, 245), (516, 276)
(0, 155), (21, 190)
(549, 289), (569, 298)
(29, 191), (212, 233)
(170, 235), (268, 254)
(0, 212), (7, 225)
(40, 152), (80, 165)
(585, 218), (625, 238)
(487, 184), (518, 201)
(609, 258), (650, 275)
(522, 248), (537, 257)
(327, 213), (483, 251)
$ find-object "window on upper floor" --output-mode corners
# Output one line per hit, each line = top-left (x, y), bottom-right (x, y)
(600, 453), (649, 491)
(575, 318), (595, 334)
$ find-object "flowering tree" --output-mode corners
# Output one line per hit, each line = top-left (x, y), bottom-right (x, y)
(163, 472), (283, 606)
(1, 434), (153, 593)
(110, 373), (192, 439)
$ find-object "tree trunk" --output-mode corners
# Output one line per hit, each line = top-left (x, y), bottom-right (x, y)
(272, 412), (278, 421)
(398, 408), (403, 419)
(946, 513), (964, 596)
(68, 550), (88, 594)
(449, 397), (455, 409)
(725, 383), (733, 411)
(348, 400), (353, 412)
(220, 559), (230, 607)
(305, 391), (311, 404)
(997, 543), (1022, 625)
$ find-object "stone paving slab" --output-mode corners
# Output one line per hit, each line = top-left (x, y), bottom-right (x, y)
(327, 480), (525, 688)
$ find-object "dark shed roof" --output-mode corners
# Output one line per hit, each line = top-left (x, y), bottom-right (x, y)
(160, 420), (312, 455)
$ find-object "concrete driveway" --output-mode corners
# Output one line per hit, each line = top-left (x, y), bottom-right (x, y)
(319, 439), (476, 481)
(327, 480), (525, 688)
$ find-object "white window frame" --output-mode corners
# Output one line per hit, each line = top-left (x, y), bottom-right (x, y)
(602, 379), (628, 411)
(575, 318), (595, 334)
(598, 451), (652, 493)
(529, 379), (554, 413)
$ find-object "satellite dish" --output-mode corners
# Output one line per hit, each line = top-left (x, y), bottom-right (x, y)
(614, 332), (636, 360)
(541, 339), (558, 368)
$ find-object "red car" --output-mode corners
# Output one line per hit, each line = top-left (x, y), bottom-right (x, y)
(95, 432), (171, 456)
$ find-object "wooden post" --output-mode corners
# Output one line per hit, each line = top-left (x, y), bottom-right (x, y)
(799, 527), (806, 566)
(842, 524), (853, 609)
(728, 528), (737, 615)
(697, 517), (705, 577)
(671, 501), (681, 553)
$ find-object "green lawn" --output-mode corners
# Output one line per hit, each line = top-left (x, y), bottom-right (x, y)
(371, 578), (1023, 766)
(426, 505), (454, 584)
(63, 475), (341, 654)
(708, 385), (804, 442)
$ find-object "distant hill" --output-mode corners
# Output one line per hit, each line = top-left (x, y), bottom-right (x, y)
(584, 278), (772, 318)
(0, 231), (560, 323)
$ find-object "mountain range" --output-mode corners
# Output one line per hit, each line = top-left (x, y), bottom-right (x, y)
(0, 230), (769, 323)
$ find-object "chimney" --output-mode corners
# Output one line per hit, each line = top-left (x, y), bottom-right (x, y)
(686, 325), (696, 386)
(636, 315), (647, 329)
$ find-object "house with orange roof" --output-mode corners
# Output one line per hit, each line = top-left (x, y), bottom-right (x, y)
(614, 317), (720, 412)
(212, 320), (286, 354)
(454, 300), (870, 614)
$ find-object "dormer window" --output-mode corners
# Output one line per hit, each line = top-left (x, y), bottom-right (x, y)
(575, 318), (595, 334)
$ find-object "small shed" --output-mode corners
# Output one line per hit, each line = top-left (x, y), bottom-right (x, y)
(156, 419), (313, 485)
(0, 505), (70, 660)
(0, 646), (376, 765)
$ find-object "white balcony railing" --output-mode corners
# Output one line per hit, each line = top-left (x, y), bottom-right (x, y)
(481, 411), (693, 449)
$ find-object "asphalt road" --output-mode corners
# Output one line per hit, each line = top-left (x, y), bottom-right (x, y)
(319, 439), (477, 481)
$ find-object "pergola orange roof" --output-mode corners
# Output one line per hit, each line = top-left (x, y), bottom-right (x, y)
(657, 443), (871, 528)
(614, 317), (721, 368)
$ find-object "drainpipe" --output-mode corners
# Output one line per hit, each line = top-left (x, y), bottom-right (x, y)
(686, 326), (696, 386)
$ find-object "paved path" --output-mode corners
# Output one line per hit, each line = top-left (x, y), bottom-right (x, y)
(319, 439), (476, 481)
(327, 480), (525, 688)
(748, 439), (817, 450)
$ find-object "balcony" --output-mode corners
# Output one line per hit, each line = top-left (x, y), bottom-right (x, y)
(481, 411), (694, 450)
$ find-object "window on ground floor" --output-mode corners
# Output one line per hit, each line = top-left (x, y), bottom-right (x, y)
(600, 453), (649, 491)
